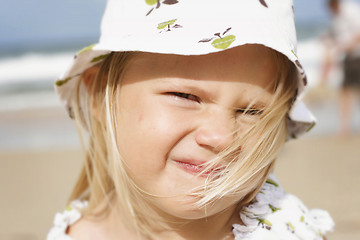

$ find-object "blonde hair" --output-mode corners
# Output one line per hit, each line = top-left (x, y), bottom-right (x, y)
(68, 46), (298, 238)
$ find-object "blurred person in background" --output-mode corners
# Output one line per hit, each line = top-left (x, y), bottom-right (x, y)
(322, 0), (360, 136)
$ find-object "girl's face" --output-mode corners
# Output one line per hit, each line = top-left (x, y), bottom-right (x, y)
(115, 45), (278, 220)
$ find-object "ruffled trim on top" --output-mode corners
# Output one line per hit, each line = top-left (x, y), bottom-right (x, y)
(232, 174), (334, 240)
(47, 175), (334, 240)
(47, 200), (88, 240)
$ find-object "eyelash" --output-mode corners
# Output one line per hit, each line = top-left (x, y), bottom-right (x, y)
(167, 92), (200, 103)
(167, 92), (264, 115)
(236, 108), (263, 115)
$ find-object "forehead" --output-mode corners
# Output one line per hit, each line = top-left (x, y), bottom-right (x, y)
(125, 44), (279, 90)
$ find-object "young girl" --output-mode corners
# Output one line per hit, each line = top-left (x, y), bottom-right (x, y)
(48, 0), (334, 239)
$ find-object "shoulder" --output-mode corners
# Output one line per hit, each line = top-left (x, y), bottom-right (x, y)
(232, 174), (334, 240)
(47, 200), (88, 240)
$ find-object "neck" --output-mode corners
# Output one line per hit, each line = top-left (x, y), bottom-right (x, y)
(115, 202), (242, 240)
(105, 194), (244, 240)
(155, 206), (241, 240)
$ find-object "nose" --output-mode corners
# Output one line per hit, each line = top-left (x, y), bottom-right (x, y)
(195, 114), (234, 152)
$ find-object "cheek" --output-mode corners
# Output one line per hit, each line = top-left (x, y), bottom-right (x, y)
(115, 97), (188, 177)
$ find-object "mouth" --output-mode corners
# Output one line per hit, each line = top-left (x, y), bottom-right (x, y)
(173, 160), (220, 177)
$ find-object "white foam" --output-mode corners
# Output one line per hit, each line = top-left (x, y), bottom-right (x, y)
(297, 39), (323, 86)
(0, 38), (343, 111)
(297, 38), (342, 88)
(0, 52), (73, 84)
(0, 91), (61, 111)
(0, 38), (336, 85)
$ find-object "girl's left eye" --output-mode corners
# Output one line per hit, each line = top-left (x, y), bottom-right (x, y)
(167, 92), (200, 103)
(236, 108), (263, 115)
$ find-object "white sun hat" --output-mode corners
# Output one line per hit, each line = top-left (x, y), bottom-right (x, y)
(56, 0), (315, 138)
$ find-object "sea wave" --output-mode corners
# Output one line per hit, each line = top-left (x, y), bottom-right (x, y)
(0, 52), (73, 84)
(0, 38), (342, 111)
(0, 39), (329, 85)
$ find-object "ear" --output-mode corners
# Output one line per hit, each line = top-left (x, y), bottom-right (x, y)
(82, 65), (100, 89)
(81, 65), (106, 123)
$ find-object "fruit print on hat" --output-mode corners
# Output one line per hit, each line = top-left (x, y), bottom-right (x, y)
(259, 0), (268, 8)
(294, 60), (308, 86)
(145, 0), (179, 16)
(55, 46), (109, 87)
(157, 19), (183, 33)
(199, 28), (236, 50)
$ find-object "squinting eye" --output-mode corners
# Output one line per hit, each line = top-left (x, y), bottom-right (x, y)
(167, 92), (200, 103)
(237, 108), (263, 115)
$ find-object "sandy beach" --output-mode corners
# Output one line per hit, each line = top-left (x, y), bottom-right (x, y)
(0, 102), (359, 240)
(2, 0), (360, 238)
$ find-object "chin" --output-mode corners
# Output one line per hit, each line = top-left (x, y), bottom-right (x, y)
(152, 195), (234, 221)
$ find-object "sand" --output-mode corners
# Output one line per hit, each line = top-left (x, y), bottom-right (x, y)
(275, 136), (360, 240)
(0, 107), (359, 239)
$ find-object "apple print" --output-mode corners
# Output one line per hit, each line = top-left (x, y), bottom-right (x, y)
(259, 0), (268, 8)
(157, 19), (177, 29)
(77, 44), (96, 55)
(157, 19), (182, 33)
(295, 60), (308, 86)
(199, 27), (236, 50)
(146, 0), (179, 16)
(286, 222), (295, 233)
(211, 35), (236, 49)
(145, 0), (158, 5)
(258, 218), (272, 230)
(55, 76), (73, 87)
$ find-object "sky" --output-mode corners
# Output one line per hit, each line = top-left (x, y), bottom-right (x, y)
(0, 0), (106, 55)
(294, 0), (331, 23)
(1, 0), (360, 56)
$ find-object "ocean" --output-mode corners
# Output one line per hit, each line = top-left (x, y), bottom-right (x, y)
(0, 0), (334, 94)
(1, 0), (359, 149)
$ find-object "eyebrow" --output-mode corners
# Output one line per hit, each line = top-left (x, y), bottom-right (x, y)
(226, 100), (267, 110)
(158, 78), (214, 98)
(158, 78), (271, 109)
(244, 102), (267, 109)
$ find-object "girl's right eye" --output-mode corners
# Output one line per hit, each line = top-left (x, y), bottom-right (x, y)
(166, 92), (200, 103)
(236, 108), (264, 116)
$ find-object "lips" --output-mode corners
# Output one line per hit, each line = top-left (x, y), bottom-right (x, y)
(173, 159), (219, 177)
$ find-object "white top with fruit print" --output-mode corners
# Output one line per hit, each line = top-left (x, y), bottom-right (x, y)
(47, 175), (334, 240)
